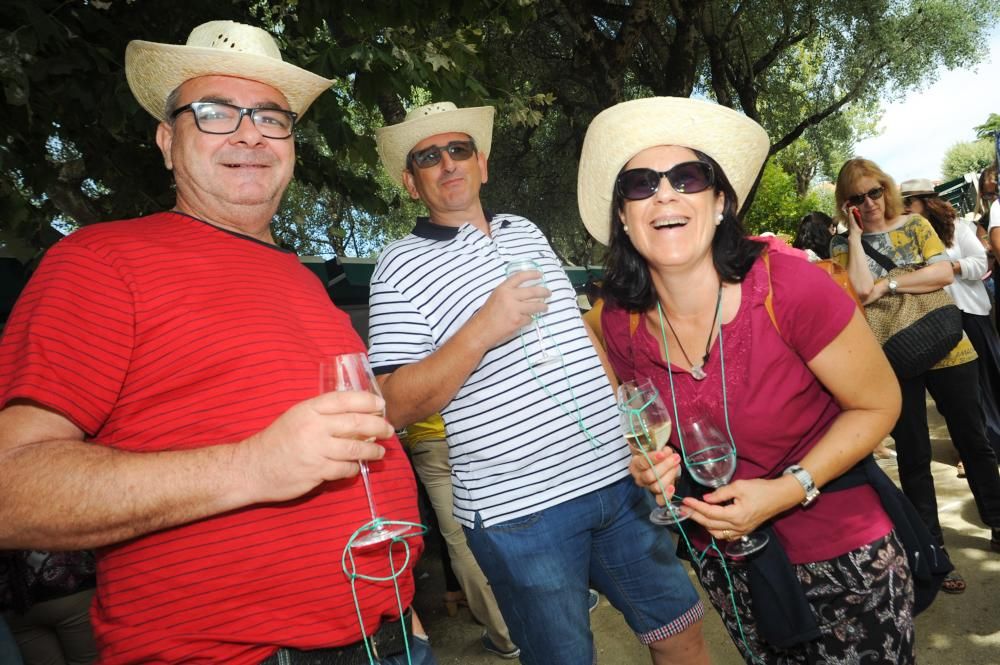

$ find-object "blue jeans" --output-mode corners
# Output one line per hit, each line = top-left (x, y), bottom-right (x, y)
(380, 635), (436, 665)
(464, 476), (703, 665)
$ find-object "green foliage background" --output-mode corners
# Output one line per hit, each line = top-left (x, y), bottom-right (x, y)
(1, 0), (997, 266)
(941, 139), (997, 180)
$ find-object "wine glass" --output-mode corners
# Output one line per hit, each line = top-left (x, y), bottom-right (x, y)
(616, 378), (688, 525)
(680, 417), (769, 557)
(505, 259), (559, 365)
(320, 352), (414, 549)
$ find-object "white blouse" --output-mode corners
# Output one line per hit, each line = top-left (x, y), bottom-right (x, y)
(943, 219), (991, 316)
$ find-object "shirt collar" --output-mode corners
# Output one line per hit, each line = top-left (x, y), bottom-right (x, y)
(411, 212), (506, 240)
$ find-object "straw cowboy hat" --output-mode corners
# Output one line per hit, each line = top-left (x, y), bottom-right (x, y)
(126, 20), (333, 121)
(578, 97), (770, 245)
(899, 178), (937, 197)
(376, 102), (495, 186)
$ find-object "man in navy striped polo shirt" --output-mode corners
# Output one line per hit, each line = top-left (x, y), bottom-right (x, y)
(369, 102), (709, 665)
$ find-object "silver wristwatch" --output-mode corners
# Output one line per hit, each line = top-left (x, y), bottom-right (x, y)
(887, 279), (899, 295)
(783, 464), (820, 507)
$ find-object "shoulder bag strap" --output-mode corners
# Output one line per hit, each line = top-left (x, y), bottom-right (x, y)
(859, 237), (898, 273)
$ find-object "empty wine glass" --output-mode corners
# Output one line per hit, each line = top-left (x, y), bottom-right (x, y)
(505, 259), (559, 365)
(616, 378), (688, 525)
(680, 417), (768, 557)
(320, 352), (415, 549)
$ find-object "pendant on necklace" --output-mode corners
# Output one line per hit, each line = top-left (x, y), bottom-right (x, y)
(690, 364), (707, 381)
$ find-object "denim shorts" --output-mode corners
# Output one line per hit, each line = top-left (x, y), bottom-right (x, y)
(464, 475), (703, 665)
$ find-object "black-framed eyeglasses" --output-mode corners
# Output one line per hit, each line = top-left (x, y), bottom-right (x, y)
(846, 186), (885, 207)
(170, 101), (298, 139)
(616, 161), (715, 201)
(407, 140), (477, 169)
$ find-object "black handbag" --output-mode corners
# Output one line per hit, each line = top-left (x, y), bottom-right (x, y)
(859, 240), (963, 379)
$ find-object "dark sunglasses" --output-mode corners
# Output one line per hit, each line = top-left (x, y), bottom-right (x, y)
(616, 161), (715, 201)
(407, 140), (477, 169)
(846, 186), (885, 207)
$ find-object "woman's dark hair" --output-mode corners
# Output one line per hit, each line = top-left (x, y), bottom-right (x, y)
(792, 211), (834, 259)
(917, 195), (957, 247)
(980, 165), (997, 226)
(602, 149), (764, 312)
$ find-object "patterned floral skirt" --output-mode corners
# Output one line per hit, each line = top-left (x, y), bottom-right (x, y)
(696, 531), (915, 664)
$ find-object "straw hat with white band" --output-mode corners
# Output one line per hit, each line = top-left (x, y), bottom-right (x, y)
(126, 20), (334, 121)
(899, 179), (937, 198)
(578, 97), (770, 245)
(376, 102), (495, 187)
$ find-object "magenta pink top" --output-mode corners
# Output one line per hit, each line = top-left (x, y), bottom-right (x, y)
(603, 251), (892, 564)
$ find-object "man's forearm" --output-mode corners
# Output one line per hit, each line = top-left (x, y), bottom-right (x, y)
(379, 316), (494, 428)
(0, 438), (248, 550)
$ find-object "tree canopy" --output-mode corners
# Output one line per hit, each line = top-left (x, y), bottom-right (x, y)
(941, 139), (996, 180)
(2, 0), (997, 266)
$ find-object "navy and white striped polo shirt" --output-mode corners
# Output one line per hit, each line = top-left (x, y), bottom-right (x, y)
(368, 213), (630, 528)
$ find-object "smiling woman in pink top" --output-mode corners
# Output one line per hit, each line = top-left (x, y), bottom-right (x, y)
(576, 97), (913, 664)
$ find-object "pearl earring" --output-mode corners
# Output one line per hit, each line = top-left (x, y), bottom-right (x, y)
(716, 212), (723, 224)
(623, 224), (630, 233)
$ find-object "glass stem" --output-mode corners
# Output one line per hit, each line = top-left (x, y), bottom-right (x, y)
(533, 320), (549, 355)
(358, 461), (381, 524)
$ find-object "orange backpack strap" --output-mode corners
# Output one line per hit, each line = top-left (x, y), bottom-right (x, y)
(763, 250), (861, 345)
(813, 259), (863, 310)
(762, 250), (780, 335)
(629, 311), (641, 337)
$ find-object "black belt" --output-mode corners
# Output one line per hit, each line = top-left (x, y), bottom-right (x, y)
(261, 609), (413, 665)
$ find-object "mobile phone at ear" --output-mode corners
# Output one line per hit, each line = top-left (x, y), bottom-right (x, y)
(851, 207), (863, 231)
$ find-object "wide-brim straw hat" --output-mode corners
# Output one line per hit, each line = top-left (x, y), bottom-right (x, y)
(376, 102), (494, 186)
(899, 178), (936, 197)
(578, 97), (770, 245)
(126, 20), (334, 121)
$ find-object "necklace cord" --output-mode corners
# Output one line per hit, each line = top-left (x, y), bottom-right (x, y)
(654, 298), (763, 664)
(660, 284), (723, 373)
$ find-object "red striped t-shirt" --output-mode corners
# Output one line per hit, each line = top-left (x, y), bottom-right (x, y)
(0, 212), (422, 664)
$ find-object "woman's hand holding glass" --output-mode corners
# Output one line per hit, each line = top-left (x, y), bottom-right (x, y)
(680, 477), (780, 550)
(677, 417), (769, 557)
(628, 447), (685, 503)
(617, 379), (688, 524)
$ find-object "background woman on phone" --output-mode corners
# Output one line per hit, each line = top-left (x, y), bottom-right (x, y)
(830, 160), (1000, 594)
(578, 97), (911, 663)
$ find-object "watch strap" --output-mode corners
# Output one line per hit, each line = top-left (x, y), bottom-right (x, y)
(783, 464), (820, 507)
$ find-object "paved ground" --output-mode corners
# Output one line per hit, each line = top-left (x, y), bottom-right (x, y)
(410, 398), (1000, 664)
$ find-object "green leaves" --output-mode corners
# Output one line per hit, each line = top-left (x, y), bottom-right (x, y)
(2, 0), (996, 266)
(941, 140), (996, 180)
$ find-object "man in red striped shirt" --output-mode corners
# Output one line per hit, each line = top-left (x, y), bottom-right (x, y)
(0, 20), (430, 665)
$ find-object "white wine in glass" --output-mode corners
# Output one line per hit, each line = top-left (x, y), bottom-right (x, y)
(680, 418), (768, 557)
(320, 352), (414, 549)
(616, 378), (688, 525)
(505, 259), (559, 365)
